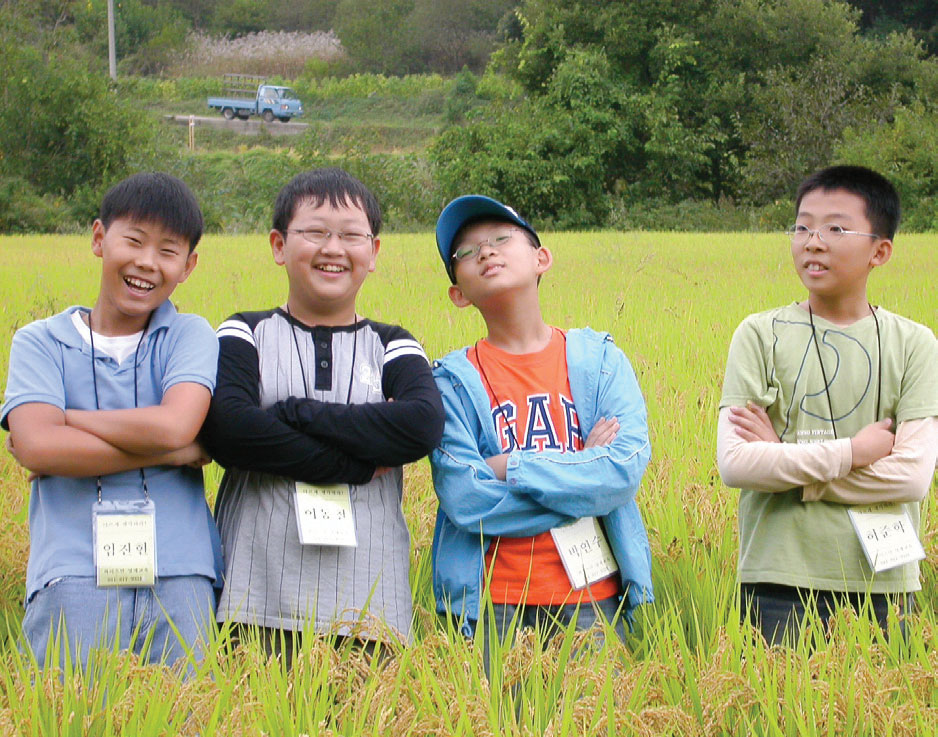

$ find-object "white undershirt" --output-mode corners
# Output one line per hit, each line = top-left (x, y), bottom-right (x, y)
(70, 311), (143, 365)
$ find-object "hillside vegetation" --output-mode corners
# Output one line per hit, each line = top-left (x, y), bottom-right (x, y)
(4, 1), (938, 233)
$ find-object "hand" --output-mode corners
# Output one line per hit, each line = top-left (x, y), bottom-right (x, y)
(728, 403), (780, 443)
(850, 418), (894, 469)
(485, 453), (509, 481)
(6, 435), (40, 482)
(371, 466), (392, 481)
(5, 434), (19, 464)
(167, 441), (211, 468)
(583, 417), (619, 448)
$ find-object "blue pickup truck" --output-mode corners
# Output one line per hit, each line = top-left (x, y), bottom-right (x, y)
(207, 80), (304, 123)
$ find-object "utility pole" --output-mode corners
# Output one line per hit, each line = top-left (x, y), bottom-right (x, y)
(107, 0), (117, 80)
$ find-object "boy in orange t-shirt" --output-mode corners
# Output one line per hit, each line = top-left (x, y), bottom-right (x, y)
(430, 195), (654, 654)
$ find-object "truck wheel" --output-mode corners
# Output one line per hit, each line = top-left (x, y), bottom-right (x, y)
(222, 107), (235, 120)
(262, 110), (275, 123)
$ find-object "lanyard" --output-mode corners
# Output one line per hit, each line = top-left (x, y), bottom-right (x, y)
(285, 306), (357, 403)
(808, 303), (882, 440)
(474, 340), (521, 451)
(87, 310), (151, 503)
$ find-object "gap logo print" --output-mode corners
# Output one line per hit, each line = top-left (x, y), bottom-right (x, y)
(492, 393), (582, 453)
(469, 329), (585, 456)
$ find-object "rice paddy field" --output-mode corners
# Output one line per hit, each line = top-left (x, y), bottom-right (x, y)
(0, 231), (937, 735)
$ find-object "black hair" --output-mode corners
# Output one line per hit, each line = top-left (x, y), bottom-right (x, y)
(99, 172), (203, 252)
(272, 168), (382, 236)
(795, 165), (901, 240)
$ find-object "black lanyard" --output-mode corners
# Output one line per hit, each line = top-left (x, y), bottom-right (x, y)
(87, 309), (151, 502)
(808, 303), (882, 440)
(285, 306), (357, 404)
(474, 340), (521, 451)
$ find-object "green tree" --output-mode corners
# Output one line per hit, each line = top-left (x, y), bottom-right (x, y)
(211, 0), (270, 36)
(836, 103), (938, 230)
(431, 48), (638, 227)
(70, 0), (191, 74)
(333, 0), (416, 74)
(0, 7), (157, 223)
(335, 0), (516, 74)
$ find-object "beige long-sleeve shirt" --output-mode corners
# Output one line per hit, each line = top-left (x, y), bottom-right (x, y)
(717, 408), (938, 504)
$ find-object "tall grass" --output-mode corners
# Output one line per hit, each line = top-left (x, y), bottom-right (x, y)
(173, 31), (345, 80)
(0, 232), (936, 734)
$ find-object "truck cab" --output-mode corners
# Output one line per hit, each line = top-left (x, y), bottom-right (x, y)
(257, 85), (304, 122)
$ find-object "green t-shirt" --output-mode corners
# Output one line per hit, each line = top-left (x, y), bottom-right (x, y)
(721, 303), (938, 593)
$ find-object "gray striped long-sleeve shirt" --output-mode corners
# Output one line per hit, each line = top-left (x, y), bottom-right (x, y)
(202, 308), (443, 640)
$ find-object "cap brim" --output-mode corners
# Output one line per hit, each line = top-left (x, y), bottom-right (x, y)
(435, 195), (538, 280)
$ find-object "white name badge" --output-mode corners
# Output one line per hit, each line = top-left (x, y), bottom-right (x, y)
(550, 516), (619, 590)
(847, 504), (926, 573)
(294, 483), (357, 547)
(92, 499), (157, 587)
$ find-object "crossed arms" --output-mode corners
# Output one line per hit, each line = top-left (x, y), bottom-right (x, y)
(718, 403), (938, 504)
(431, 342), (651, 537)
(4, 319), (214, 478)
(6, 385), (211, 477)
(200, 323), (443, 485)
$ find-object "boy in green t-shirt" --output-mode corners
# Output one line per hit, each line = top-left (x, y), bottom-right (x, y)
(718, 165), (938, 644)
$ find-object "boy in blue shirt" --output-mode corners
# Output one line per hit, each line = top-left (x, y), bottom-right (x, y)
(2, 172), (222, 670)
(430, 195), (653, 652)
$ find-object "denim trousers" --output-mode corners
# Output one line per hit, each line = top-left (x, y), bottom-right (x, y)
(22, 575), (216, 671)
(741, 582), (913, 646)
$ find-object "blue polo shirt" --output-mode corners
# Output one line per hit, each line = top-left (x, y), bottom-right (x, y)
(1, 301), (222, 603)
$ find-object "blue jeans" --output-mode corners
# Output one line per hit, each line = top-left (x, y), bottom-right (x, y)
(22, 575), (216, 672)
(480, 595), (627, 670)
(741, 583), (913, 646)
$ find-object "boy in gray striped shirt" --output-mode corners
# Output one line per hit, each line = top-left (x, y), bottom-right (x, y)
(202, 168), (443, 659)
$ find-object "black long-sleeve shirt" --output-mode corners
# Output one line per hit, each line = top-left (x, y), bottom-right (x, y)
(200, 307), (443, 637)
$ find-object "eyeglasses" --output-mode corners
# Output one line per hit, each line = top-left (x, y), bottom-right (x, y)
(786, 223), (880, 247)
(285, 228), (373, 247)
(452, 228), (523, 263)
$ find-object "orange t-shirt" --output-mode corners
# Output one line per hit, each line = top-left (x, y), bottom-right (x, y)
(468, 327), (620, 605)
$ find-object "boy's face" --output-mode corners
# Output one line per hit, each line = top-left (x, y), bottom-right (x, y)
(271, 197), (379, 320)
(91, 217), (197, 334)
(791, 188), (891, 302)
(448, 220), (550, 309)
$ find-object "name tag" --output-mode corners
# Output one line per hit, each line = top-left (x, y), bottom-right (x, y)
(92, 499), (157, 587)
(294, 483), (357, 547)
(550, 516), (619, 590)
(847, 504), (925, 573)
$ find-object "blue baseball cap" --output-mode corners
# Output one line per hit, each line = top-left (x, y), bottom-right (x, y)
(435, 195), (540, 283)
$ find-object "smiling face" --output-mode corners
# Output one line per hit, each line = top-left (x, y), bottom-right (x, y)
(271, 197), (379, 325)
(448, 220), (551, 310)
(792, 188), (892, 310)
(91, 217), (197, 335)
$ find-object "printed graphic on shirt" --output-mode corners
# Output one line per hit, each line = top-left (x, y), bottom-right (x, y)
(470, 327), (619, 605)
(772, 317), (876, 442)
(492, 393), (582, 453)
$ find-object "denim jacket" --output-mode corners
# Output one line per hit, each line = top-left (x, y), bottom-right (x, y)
(430, 327), (654, 635)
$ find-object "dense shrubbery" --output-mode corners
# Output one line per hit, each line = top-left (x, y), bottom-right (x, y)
(162, 146), (439, 233)
(6, 1), (938, 233)
(0, 9), (161, 228)
(429, 0), (938, 230)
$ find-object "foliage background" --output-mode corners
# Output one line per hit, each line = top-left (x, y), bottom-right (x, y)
(4, 0), (938, 233)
